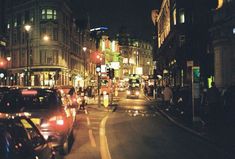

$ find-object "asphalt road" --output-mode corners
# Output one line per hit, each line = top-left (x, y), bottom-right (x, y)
(63, 91), (232, 159)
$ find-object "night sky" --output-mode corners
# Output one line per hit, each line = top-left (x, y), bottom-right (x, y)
(71, 0), (162, 41)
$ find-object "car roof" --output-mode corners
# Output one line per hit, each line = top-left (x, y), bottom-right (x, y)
(0, 113), (28, 120)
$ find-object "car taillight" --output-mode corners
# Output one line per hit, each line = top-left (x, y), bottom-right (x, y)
(49, 115), (65, 126)
(72, 97), (78, 103)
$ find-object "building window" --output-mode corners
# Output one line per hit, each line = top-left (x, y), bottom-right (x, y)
(173, 8), (177, 25)
(53, 28), (58, 41)
(41, 9), (57, 20)
(40, 50), (46, 64)
(30, 11), (34, 22)
(179, 9), (185, 24)
(14, 17), (17, 27)
(46, 52), (53, 64)
(53, 50), (59, 64)
(179, 35), (186, 47)
(22, 15), (25, 24)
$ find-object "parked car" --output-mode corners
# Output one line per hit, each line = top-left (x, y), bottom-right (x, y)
(126, 86), (140, 99)
(0, 87), (75, 155)
(0, 114), (55, 159)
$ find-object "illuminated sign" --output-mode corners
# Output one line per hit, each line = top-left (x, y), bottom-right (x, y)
(136, 67), (143, 75)
(216, 0), (224, 9)
(90, 27), (108, 32)
(192, 67), (200, 83)
(101, 65), (107, 73)
(110, 62), (120, 69)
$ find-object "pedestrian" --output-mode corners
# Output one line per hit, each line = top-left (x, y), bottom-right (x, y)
(206, 82), (220, 128)
(163, 85), (173, 110)
(144, 85), (148, 96)
(223, 84), (235, 124)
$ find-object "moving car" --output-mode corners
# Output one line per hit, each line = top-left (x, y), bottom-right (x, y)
(126, 86), (140, 99)
(0, 114), (55, 159)
(0, 87), (75, 155)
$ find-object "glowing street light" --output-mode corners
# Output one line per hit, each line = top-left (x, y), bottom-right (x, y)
(24, 24), (31, 32)
(24, 24), (31, 86)
(43, 35), (50, 42)
(83, 47), (87, 89)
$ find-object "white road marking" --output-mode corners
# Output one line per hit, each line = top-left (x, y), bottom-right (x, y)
(86, 117), (91, 126)
(85, 109), (88, 114)
(88, 129), (97, 147)
(100, 115), (112, 159)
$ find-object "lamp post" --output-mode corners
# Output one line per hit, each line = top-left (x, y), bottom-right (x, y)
(24, 24), (31, 86)
(6, 56), (11, 86)
(83, 47), (87, 90)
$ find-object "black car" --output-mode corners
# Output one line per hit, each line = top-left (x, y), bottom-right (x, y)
(0, 87), (75, 155)
(0, 114), (55, 159)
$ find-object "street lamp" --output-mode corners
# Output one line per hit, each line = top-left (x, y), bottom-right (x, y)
(43, 35), (50, 42)
(83, 47), (87, 89)
(24, 24), (31, 86)
(6, 56), (11, 85)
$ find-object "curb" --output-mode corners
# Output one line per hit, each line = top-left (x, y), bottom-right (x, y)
(145, 95), (235, 158)
(145, 95), (211, 141)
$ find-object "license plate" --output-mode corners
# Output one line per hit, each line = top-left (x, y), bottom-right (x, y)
(31, 118), (41, 125)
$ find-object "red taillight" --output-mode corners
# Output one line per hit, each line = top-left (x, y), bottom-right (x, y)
(72, 97), (77, 103)
(49, 115), (65, 126)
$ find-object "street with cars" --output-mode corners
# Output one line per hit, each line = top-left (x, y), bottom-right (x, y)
(0, 86), (234, 159)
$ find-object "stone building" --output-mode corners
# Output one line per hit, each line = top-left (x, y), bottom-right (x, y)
(4, 0), (94, 87)
(210, 0), (235, 88)
(115, 31), (153, 80)
(153, 0), (216, 87)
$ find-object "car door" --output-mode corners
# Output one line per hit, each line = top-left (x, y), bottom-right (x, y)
(20, 118), (54, 159)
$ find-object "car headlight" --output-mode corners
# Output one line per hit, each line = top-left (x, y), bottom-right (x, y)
(127, 90), (130, 95)
(135, 91), (139, 95)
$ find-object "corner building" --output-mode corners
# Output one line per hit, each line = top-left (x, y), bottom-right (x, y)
(4, 0), (83, 86)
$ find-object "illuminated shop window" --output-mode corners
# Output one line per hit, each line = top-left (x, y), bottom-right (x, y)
(179, 9), (185, 24)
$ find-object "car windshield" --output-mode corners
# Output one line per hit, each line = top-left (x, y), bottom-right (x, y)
(0, 89), (59, 113)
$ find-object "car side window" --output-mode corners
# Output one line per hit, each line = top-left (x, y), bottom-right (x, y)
(20, 119), (45, 148)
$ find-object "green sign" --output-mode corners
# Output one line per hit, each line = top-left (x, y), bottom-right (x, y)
(192, 67), (200, 83)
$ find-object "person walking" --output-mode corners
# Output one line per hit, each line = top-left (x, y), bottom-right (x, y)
(206, 82), (220, 128)
(163, 85), (173, 110)
(223, 84), (235, 124)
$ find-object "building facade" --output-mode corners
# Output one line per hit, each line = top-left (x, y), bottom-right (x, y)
(4, 0), (94, 87)
(115, 32), (153, 80)
(154, 0), (214, 87)
(210, 0), (235, 88)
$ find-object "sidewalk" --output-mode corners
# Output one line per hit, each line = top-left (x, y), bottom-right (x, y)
(146, 95), (235, 157)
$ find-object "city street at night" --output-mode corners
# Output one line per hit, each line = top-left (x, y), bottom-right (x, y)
(0, 0), (235, 159)
(62, 91), (233, 159)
